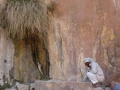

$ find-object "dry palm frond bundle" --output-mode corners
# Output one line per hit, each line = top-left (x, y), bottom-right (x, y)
(0, 1), (49, 39)
(47, 1), (56, 14)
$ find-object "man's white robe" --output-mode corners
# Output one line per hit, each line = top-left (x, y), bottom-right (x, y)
(83, 58), (105, 84)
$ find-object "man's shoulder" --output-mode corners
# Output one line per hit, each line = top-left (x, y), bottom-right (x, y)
(91, 62), (97, 64)
(91, 62), (99, 67)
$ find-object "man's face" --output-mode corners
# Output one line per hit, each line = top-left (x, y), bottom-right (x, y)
(85, 62), (90, 67)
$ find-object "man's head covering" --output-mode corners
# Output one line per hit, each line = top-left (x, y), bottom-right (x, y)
(83, 58), (95, 63)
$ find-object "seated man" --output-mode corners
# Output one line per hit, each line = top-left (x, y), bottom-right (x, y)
(82, 58), (105, 87)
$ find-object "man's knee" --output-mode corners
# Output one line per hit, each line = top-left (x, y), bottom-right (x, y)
(86, 72), (93, 77)
(86, 72), (96, 79)
(86, 72), (98, 84)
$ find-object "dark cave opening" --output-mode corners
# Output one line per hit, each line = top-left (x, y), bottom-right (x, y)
(24, 32), (50, 80)
(13, 31), (50, 83)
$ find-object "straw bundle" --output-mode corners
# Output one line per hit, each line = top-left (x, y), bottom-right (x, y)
(0, 1), (49, 39)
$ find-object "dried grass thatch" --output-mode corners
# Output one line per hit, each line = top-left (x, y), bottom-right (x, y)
(0, 1), (49, 39)
(47, 1), (56, 15)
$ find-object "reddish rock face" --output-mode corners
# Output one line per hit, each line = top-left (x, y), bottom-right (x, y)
(0, 0), (120, 85)
(48, 0), (120, 83)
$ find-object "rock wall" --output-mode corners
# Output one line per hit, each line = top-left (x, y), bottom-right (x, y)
(0, 29), (14, 85)
(0, 0), (120, 85)
(48, 0), (120, 83)
(13, 38), (40, 83)
(0, 0), (50, 84)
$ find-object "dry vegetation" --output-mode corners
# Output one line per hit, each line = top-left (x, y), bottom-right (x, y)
(0, 1), (49, 39)
(47, 1), (56, 14)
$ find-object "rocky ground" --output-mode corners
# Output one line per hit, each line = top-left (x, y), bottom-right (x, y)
(5, 79), (111, 90)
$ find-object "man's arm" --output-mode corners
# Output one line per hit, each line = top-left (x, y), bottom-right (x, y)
(82, 73), (87, 82)
(89, 62), (97, 74)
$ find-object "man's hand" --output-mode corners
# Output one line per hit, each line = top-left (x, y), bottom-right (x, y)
(82, 74), (87, 82)
(82, 78), (86, 82)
